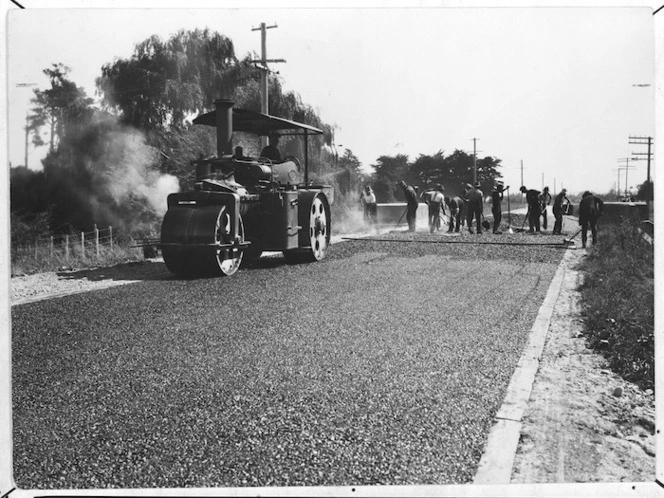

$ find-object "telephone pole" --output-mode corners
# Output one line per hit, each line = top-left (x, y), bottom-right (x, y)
(629, 135), (654, 206)
(251, 22), (286, 147)
(17, 82), (37, 168)
(617, 158), (636, 198)
(472, 138), (478, 184)
(613, 168), (622, 199)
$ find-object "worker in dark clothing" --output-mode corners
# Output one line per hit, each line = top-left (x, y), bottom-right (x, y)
(398, 180), (419, 232)
(464, 182), (484, 234)
(445, 196), (465, 233)
(578, 191), (604, 248)
(520, 185), (542, 233)
(234, 146), (248, 160)
(491, 181), (506, 234)
(539, 186), (552, 230)
(552, 188), (571, 235)
(260, 134), (282, 162)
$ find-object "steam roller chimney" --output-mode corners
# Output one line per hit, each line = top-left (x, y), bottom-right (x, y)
(215, 99), (234, 157)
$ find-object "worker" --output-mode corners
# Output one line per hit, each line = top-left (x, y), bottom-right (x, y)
(464, 182), (484, 234)
(260, 134), (282, 162)
(360, 185), (377, 224)
(233, 146), (247, 160)
(421, 188), (434, 228)
(539, 186), (552, 230)
(445, 195), (465, 233)
(421, 184), (445, 233)
(428, 184), (445, 233)
(578, 191), (604, 248)
(398, 180), (419, 232)
(520, 185), (542, 233)
(552, 188), (571, 235)
(491, 181), (506, 234)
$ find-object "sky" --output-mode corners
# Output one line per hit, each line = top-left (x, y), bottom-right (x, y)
(3, 1), (660, 197)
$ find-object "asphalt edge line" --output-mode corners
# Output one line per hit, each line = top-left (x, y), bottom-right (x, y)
(10, 280), (140, 307)
(473, 248), (573, 485)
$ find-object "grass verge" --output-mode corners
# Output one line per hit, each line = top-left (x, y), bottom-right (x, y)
(11, 243), (146, 276)
(577, 220), (654, 391)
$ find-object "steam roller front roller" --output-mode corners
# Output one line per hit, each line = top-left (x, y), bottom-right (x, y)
(161, 205), (245, 277)
(283, 191), (331, 263)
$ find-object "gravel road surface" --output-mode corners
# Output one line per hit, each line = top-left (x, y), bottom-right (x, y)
(12, 230), (566, 489)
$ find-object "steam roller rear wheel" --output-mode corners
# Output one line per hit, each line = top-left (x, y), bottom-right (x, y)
(161, 206), (244, 277)
(283, 192), (331, 263)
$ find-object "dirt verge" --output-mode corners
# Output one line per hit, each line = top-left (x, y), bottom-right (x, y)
(511, 248), (655, 483)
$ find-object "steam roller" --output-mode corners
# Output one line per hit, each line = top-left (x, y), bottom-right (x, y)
(159, 99), (332, 278)
(161, 204), (247, 277)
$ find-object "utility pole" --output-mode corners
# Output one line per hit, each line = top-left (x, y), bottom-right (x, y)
(613, 168), (621, 199)
(629, 135), (654, 207)
(24, 114), (29, 168)
(520, 160), (524, 188)
(617, 158), (636, 199)
(251, 22), (286, 147)
(472, 138), (479, 184)
(17, 82), (37, 168)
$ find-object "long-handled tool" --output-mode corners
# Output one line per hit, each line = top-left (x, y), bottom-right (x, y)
(563, 227), (583, 245)
(394, 207), (408, 229)
(481, 212), (491, 231)
(514, 206), (530, 233)
(506, 186), (513, 234)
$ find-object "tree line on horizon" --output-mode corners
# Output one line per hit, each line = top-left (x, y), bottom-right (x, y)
(11, 28), (510, 246)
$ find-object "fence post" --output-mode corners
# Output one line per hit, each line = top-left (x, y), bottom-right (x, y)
(109, 226), (113, 250)
(81, 231), (85, 258)
(50, 236), (54, 258)
(95, 224), (99, 258)
(65, 235), (69, 260)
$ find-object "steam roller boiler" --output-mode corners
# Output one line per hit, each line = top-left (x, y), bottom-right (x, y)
(160, 99), (333, 277)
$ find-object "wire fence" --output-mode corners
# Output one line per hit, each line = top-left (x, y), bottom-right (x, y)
(10, 225), (154, 275)
(12, 226), (120, 261)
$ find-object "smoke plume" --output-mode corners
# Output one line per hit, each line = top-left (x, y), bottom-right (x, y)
(98, 127), (179, 218)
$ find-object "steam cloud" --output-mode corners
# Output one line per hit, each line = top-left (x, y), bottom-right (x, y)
(99, 127), (179, 219)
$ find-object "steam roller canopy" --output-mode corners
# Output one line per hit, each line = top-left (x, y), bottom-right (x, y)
(161, 205), (244, 277)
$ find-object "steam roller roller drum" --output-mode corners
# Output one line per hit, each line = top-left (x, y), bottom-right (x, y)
(283, 192), (331, 263)
(161, 205), (244, 277)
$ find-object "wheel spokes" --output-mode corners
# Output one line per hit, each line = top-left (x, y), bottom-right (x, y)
(309, 197), (328, 259)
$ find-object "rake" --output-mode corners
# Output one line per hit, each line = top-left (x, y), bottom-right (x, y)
(563, 227), (583, 245)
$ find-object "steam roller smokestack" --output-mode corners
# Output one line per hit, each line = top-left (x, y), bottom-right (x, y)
(215, 99), (234, 157)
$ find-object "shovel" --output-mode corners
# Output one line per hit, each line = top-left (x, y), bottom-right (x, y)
(481, 212), (491, 231)
(506, 187), (513, 234)
(514, 206), (530, 233)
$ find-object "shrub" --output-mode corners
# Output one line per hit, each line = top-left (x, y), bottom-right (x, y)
(577, 220), (654, 391)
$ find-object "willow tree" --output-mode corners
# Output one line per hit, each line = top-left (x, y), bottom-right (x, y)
(96, 29), (335, 182)
(97, 29), (257, 130)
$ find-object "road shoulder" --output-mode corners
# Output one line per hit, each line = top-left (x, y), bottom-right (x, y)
(474, 247), (655, 485)
(510, 248), (655, 484)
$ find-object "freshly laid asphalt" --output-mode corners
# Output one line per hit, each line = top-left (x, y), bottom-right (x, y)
(11, 230), (567, 489)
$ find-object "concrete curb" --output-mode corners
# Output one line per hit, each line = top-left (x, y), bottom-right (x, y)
(473, 247), (574, 484)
